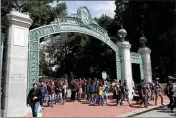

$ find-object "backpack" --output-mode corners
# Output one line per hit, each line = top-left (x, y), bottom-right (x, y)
(89, 84), (96, 93)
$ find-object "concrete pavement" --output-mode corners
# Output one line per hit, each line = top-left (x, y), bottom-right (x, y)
(134, 106), (176, 117)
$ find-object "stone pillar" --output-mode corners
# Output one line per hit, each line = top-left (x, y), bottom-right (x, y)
(118, 41), (133, 99)
(2, 10), (32, 117)
(138, 47), (152, 83)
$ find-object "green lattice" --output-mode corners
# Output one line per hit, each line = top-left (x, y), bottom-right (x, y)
(131, 52), (144, 80)
(28, 6), (121, 91)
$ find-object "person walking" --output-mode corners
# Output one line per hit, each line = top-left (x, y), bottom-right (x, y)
(170, 81), (176, 113)
(165, 80), (174, 109)
(97, 82), (104, 106)
(86, 80), (90, 102)
(47, 81), (55, 107)
(27, 83), (42, 117)
(39, 81), (48, 110)
(62, 80), (68, 103)
(114, 82), (121, 106)
(120, 80), (131, 106)
(140, 79), (149, 108)
(70, 80), (77, 101)
(103, 80), (109, 105)
(55, 81), (64, 104)
(89, 79), (96, 105)
(154, 79), (164, 105)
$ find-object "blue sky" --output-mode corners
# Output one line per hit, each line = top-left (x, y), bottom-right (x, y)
(50, 1), (116, 18)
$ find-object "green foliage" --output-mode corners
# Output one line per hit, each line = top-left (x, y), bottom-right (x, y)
(114, 0), (176, 82)
(23, 0), (67, 29)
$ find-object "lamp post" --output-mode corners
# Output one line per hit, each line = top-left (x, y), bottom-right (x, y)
(118, 25), (127, 42)
(139, 33), (147, 47)
(10, 0), (26, 12)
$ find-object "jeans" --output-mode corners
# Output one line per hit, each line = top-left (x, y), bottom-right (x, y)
(49, 94), (55, 105)
(120, 93), (130, 105)
(98, 95), (104, 105)
(89, 93), (96, 104)
(140, 95), (148, 107)
(56, 92), (63, 102)
(63, 92), (67, 100)
(31, 101), (40, 117)
(96, 94), (99, 103)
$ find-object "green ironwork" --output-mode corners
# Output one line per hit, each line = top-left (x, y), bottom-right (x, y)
(131, 52), (144, 80)
(28, 6), (121, 90)
(27, 6), (144, 91)
(0, 33), (5, 79)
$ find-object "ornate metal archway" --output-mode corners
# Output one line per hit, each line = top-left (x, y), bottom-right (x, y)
(131, 52), (144, 80)
(28, 6), (122, 90)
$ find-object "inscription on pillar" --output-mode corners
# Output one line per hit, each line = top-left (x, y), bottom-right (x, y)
(10, 73), (25, 81)
(13, 27), (25, 46)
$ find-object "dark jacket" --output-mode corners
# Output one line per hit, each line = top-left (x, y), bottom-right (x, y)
(71, 83), (77, 91)
(89, 83), (96, 94)
(27, 88), (42, 104)
(55, 85), (63, 93)
(39, 85), (48, 96)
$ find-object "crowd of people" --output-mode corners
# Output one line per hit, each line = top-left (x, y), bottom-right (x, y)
(26, 77), (176, 117)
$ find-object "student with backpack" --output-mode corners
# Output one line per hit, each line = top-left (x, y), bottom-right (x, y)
(89, 80), (97, 105)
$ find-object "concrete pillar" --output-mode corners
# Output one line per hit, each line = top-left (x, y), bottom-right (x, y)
(118, 41), (133, 99)
(2, 10), (32, 117)
(138, 47), (152, 83)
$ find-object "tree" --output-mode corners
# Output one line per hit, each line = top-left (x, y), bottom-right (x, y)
(1, 0), (67, 29)
(40, 33), (73, 77)
(23, 0), (67, 29)
(114, 0), (176, 82)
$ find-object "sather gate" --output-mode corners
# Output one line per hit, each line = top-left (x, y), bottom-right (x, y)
(3, 6), (152, 117)
(27, 6), (144, 90)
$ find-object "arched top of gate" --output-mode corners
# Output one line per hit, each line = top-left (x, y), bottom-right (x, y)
(29, 6), (119, 53)
(50, 6), (108, 37)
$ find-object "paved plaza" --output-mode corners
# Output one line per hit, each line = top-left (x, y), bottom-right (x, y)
(26, 96), (169, 117)
(134, 106), (176, 117)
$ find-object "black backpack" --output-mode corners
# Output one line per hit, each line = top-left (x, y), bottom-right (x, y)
(164, 85), (173, 95)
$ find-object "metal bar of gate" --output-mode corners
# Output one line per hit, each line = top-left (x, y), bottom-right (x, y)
(0, 33), (5, 82)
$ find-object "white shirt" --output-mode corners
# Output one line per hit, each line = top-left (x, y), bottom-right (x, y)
(112, 82), (116, 86)
(173, 84), (176, 97)
(63, 85), (67, 94)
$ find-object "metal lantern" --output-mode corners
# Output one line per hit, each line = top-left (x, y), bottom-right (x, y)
(139, 33), (147, 47)
(118, 26), (127, 41)
(11, 0), (26, 12)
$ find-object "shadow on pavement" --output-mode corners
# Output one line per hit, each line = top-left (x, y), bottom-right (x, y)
(156, 106), (176, 116)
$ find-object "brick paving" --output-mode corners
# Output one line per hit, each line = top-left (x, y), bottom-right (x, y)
(26, 96), (169, 117)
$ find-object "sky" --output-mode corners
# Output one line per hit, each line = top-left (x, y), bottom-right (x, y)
(50, 1), (116, 18)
